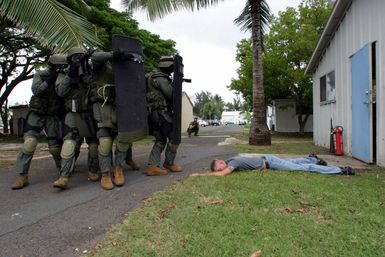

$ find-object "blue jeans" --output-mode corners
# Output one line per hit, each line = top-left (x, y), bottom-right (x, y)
(265, 155), (342, 175)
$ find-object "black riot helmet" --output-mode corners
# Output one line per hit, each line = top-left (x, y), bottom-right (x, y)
(66, 46), (86, 64)
(158, 56), (174, 74)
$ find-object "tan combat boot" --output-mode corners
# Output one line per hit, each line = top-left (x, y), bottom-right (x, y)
(113, 164), (125, 186)
(126, 159), (140, 171)
(146, 165), (168, 176)
(88, 171), (101, 182)
(11, 174), (29, 190)
(100, 172), (114, 190)
(163, 163), (183, 172)
(53, 176), (69, 189)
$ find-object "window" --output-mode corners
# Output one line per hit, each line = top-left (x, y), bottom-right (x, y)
(320, 70), (335, 102)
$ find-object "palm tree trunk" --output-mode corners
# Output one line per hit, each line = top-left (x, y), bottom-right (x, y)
(248, 0), (271, 145)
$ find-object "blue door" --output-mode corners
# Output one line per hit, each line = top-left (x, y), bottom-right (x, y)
(351, 44), (372, 163)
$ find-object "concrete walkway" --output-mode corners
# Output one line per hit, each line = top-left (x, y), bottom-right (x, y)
(239, 153), (371, 170)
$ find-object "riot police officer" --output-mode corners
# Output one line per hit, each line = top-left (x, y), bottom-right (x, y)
(88, 50), (137, 190)
(146, 57), (182, 175)
(11, 54), (66, 189)
(53, 47), (99, 189)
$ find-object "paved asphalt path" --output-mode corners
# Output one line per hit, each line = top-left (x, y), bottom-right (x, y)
(0, 125), (242, 257)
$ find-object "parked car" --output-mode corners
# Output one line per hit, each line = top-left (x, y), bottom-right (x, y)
(238, 120), (247, 125)
(207, 119), (220, 126)
(224, 121), (235, 125)
(198, 119), (208, 127)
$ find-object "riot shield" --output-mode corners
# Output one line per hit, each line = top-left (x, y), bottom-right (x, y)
(172, 55), (184, 144)
(112, 35), (148, 143)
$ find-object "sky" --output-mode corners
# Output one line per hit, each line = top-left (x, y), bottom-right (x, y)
(7, 0), (301, 106)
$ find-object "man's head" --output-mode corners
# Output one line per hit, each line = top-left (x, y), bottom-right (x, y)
(194, 117), (198, 121)
(210, 159), (227, 171)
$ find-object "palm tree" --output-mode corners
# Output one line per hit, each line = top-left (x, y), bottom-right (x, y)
(123, 0), (271, 145)
(0, 0), (101, 52)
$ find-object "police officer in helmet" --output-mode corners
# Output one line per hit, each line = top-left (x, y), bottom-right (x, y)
(145, 57), (182, 175)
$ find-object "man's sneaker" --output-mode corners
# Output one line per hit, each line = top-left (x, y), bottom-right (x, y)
(163, 163), (183, 172)
(309, 153), (327, 166)
(53, 176), (69, 189)
(100, 172), (114, 190)
(340, 166), (355, 175)
(113, 164), (125, 186)
(146, 165), (168, 176)
(126, 159), (140, 171)
(11, 174), (29, 190)
(88, 171), (101, 182)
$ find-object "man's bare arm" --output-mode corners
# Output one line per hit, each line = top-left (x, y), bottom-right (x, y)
(190, 166), (235, 177)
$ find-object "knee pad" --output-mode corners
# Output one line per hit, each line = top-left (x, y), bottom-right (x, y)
(98, 137), (112, 156)
(169, 143), (179, 153)
(22, 135), (38, 154)
(116, 140), (131, 152)
(48, 146), (61, 159)
(60, 139), (76, 159)
(88, 143), (98, 158)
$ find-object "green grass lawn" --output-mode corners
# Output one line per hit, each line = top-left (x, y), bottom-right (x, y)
(86, 168), (385, 257)
(231, 130), (330, 155)
(85, 133), (385, 257)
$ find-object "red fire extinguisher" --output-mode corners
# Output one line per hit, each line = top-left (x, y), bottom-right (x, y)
(333, 126), (344, 156)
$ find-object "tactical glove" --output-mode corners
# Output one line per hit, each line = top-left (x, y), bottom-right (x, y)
(45, 73), (58, 85)
(68, 62), (80, 78)
(113, 49), (144, 63)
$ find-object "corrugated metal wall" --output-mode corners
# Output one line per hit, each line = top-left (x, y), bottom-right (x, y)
(312, 0), (385, 166)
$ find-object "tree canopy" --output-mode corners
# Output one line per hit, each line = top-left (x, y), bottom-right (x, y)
(229, 0), (332, 132)
(193, 91), (225, 120)
(59, 0), (177, 71)
(0, 0), (102, 52)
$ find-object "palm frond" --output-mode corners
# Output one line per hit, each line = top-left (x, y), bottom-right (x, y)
(0, 0), (102, 52)
(234, 0), (271, 33)
(123, 0), (225, 21)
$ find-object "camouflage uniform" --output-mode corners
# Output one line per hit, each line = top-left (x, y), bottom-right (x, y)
(11, 55), (65, 189)
(53, 48), (99, 189)
(145, 58), (182, 175)
(89, 51), (137, 189)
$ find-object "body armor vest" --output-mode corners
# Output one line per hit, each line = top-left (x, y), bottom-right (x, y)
(146, 72), (170, 112)
(89, 61), (115, 104)
(29, 70), (63, 115)
(63, 83), (91, 113)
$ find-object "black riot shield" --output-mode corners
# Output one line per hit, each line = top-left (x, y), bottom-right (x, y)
(172, 55), (184, 144)
(112, 35), (148, 143)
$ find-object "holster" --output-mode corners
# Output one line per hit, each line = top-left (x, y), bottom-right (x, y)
(83, 113), (97, 137)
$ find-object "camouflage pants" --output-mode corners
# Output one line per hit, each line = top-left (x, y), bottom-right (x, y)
(148, 130), (179, 166)
(59, 112), (99, 177)
(16, 111), (62, 174)
(96, 127), (132, 173)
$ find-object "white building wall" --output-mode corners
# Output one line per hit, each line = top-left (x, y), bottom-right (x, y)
(221, 111), (240, 124)
(181, 92), (193, 133)
(274, 100), (313, 133)
(312, 0), (385, 166)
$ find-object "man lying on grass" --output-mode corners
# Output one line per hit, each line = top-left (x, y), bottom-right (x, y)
(191, 154), (355, 177)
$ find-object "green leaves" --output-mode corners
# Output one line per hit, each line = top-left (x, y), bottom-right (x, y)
(0, 0), (102, 52)
(123, 0), (225, 21)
